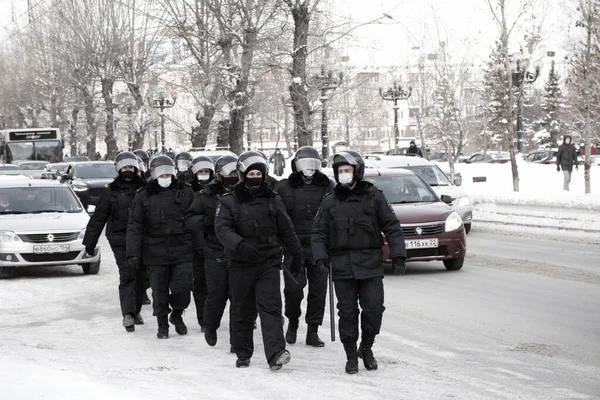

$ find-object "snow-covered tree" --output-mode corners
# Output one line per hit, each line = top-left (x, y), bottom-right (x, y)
(481, 40), (511, 149)
(535, 60), (565, 147)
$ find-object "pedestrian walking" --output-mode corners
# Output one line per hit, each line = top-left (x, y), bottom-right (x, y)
(269, 148), (286, 177)
(556, 135), (579, 191)
(406, 140), (423, 157)
(82, 151), (147, 332)
(126, 155), (195, 339)
(276, 146), (334, 347)
(215, 151), (303, 370)
(311, 150), (407, 374)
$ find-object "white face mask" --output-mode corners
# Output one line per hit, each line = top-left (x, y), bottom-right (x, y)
(197, 174), (210, 182)
(157, 177), (171, 188)
(301, 169), (315, 179)
(338, 173), (354, 186)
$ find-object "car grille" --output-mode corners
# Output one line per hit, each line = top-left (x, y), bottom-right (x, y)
(402, 223), (445, 237)
(19, 232), (80, 243)
(407, 246), (448, 258)
(21, 251), (80, 262)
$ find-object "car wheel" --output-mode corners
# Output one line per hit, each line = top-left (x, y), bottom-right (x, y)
(443, 257), (464, 271)
(464, 223), (471, 234)
(82, 254), (101, 275)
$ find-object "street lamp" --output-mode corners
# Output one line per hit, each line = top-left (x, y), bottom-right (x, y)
(308, 65), (343, 160)
(379, 81), (412, 151)
(245, 111), (254, 151)
(148, 91), (178, 154)
(512, 57), (542, 153)
(282, 97), (297, 152)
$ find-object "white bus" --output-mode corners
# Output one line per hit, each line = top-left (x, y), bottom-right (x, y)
(0, 128), (63, 164)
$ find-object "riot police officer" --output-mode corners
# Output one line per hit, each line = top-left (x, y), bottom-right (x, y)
(257, 151), (280, 190)
(187, 155), (215, 330)
(83, 151), (146, 332)
(175, 151), (194, 183)
(185, 155), (237, 343)
(311, 150), (406, 374)
(215, 151), (303, 370)
(126, 155), (195, 339)
(133, 149), (151, 181)
(277, 146), (334, 347)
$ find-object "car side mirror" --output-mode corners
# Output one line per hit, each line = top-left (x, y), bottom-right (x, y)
(440, 194), (453, 204)
(453, 176), (462, 186)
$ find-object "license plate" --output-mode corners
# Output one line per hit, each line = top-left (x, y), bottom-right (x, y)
(33, 244), (70, 254)
(405, 238), (438, 249)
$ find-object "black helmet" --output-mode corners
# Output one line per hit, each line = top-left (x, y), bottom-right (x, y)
(114, 151), (139, 173)
(149, 155), (176, 180)
(135, 156), (147, 174)
(190, 155), (215, 179)
(291, 146), (321, 178)
(236, 151), (268, 183)
(257, 151), (268, 161)
(215, 155), (239, 187)
(133, 149), (149, 167)
(332, 150), (365, 184)
(175, 151), (193, 172)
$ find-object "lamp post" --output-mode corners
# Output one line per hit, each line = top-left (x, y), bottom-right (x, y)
(282, 97), (297, 152)
(512, 58), (542, 153)
(379, 81), (412, 151)
(308, 65), (343, 160)
(245, 111), (254, 151)
(149, 91), (178, 154)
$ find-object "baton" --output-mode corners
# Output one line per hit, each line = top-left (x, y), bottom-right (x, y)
(329, 262), (336, 342)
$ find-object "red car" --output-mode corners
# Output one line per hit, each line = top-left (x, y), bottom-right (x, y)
(363, 168), (467, 274)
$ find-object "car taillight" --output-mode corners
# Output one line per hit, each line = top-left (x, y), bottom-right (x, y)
(40, 175), (47, 179)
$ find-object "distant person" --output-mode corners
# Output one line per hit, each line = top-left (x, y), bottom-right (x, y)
(166, 148), (176, 160)
(269, 148), (285, 177)
(556, 135), (578, 191)
(406, 140), (423, 157)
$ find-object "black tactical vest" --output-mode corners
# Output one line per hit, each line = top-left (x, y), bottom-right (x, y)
(281, 184), (330, 238)
(143, 187), (193, 237)
(329, 191), (383, 251)
(234, 195), (279, 252)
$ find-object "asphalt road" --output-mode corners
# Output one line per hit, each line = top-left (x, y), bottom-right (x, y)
(1, 231), (599, 399)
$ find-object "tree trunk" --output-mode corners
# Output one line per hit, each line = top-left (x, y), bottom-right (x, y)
(288, 2), (312, 148)
(127, 82), (146, 150)
(84, 94), (97, 157)
(70, 107), (80, 157)
(191, 105), (215, 148)
(101, 78), (118, 160)
(217, 119), (230, 149)
(229, 109), (245, 154)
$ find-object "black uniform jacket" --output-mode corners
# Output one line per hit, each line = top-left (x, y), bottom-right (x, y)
(311, 180), (406, 280)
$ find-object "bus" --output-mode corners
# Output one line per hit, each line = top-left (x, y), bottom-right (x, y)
(0, 128), (63, 164)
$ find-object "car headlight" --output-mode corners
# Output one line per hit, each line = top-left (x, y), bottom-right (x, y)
(0, 231), (23, 243)
(77, 229), (86, 240)
(72, 184), (89, 192)
(445, 212), (463, 232)
(456, 196), (470, 207)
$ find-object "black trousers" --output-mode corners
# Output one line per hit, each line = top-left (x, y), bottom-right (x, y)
(334, 277), (385, 344)
(192, 255), (208, 324)
(147, 262), (193, 317)
(283, 249), (327, 326)
(229, 258), (283, 363)
(113, 246), (145, 317)
(203, 257), (230, 333)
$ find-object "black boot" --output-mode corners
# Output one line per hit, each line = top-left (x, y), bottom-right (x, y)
(142, 291), (151, 305)
(358, 335), (378, 370)
(236, 358), (250, 368)
(305, 324), (324, 347)
(198, 317), (205, 333)
(285, 319), (298, 344)
(343, 342), (359, 374)
(169, 310), (188, 335)
(123, 314), (135, 332)
(269, 349), (291, 371)
(205, 329), (217, 346)
(157, 316), (169, 339)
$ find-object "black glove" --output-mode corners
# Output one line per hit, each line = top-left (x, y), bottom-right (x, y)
(316, 258), (329, 274)
(556, 166), (560, 172)
(392, 257), (406, 275)
(85, 246), (95, 257)
(290, 256), (303, 275)
(237, 241), (259, 261)
(127, 257), (140, 269)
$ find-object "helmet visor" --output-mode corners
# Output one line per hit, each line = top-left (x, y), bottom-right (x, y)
(191, 161), (214, 175)
(220, 161), (237, 176)
(238, 156), (267, 173)
(151, 164), (176, 180)
(177, 160), (192, 172)
(115, 158), (139, 172)
(295, 158), (321, 173)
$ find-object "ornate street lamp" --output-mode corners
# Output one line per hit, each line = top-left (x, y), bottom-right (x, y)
(512, 57), (542, 153)
(148, 90), (178, 154)
(308, 65), (343, 160)
(379, 81), (412, 151)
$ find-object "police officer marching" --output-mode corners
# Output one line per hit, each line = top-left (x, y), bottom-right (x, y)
(276, 146), (334, 347)
(214, 151), (303, 370)
(186, 155), (216, 331)
(185, 155), (238, 346)
(175, 151), (194, 183)
(83, 151), (147, 332)
(126, 155), (195, 339)
(311, 150), (407, 374)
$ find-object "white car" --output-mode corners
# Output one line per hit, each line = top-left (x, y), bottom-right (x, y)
(364, 155), (473, 233)
(0, 176), (101, 277)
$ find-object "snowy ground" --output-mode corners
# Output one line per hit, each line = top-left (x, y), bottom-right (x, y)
(1, 231), (599, 400)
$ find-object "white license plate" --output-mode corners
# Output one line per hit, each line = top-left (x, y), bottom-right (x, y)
(405, 238), (438, 249)
(33, 244), (70, 254)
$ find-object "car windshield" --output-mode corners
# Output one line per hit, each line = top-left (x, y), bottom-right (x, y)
(366, 175), (437, 204)
(17, 162), (47, 170)
(400, 165), (451, 186)
(0, 165), (20, 170)
(0, 186), (83, 214)
(74, 164), (116, 179)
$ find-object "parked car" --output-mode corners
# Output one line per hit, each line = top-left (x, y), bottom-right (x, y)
(64, 156), (91, 162)
(525, 148), (584, 165)
(61, 161), (116, 210)
(0, 164), (20, 171)
(0, 176), (101, 277)
(41, 162), (69, 180)
(11, 160), (47, 178)
(364, 155), (473, 233)
(364, 168), (467, 274)
(466, 151), (510, 164)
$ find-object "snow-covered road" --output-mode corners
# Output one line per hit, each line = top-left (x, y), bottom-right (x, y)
(1, 231), (599, 400)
